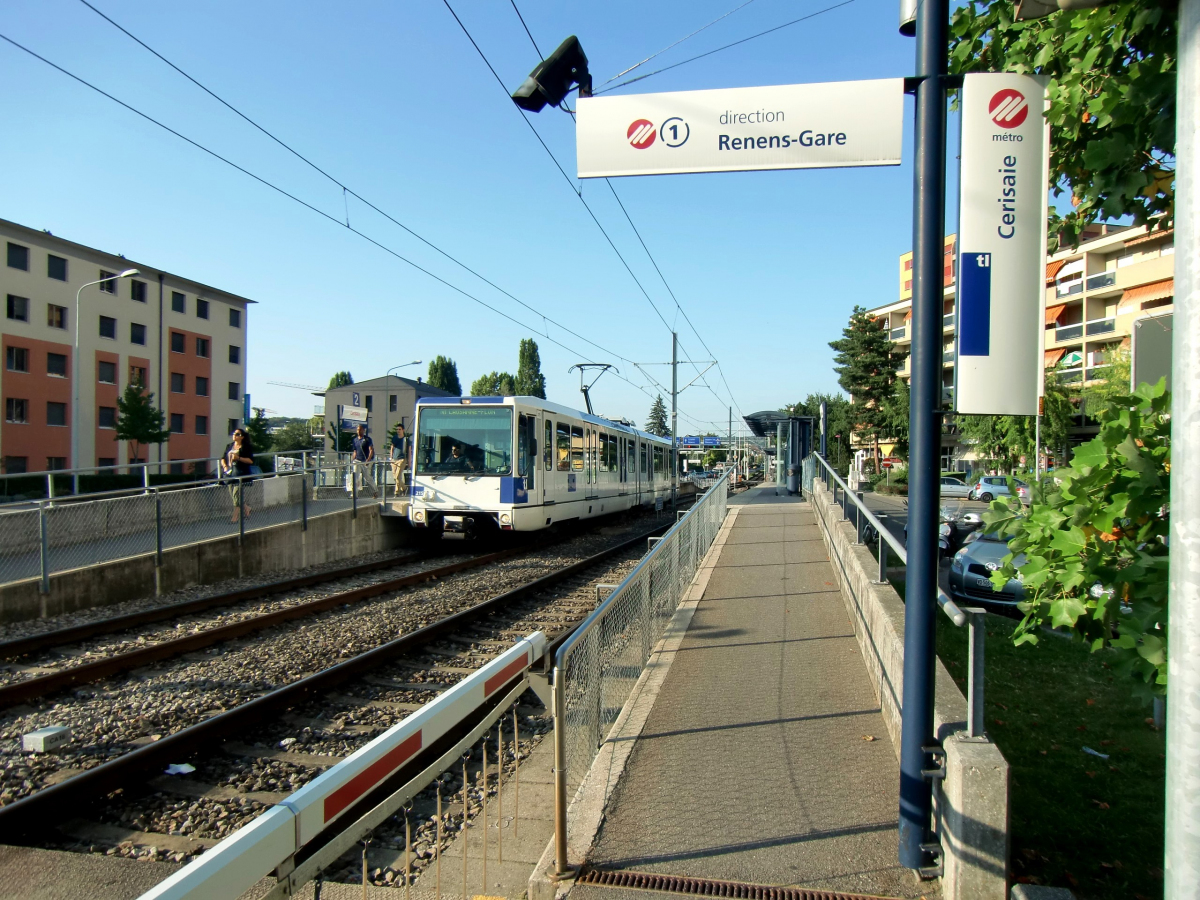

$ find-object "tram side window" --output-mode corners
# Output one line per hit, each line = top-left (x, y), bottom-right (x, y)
(545, 419), (553, 471)
(627, 439), (636, 480)
(654, 446), (664, 477)
(571, 426), (584, 471)
(640, 442), (648, 477)
(599, 433), (609, 472)
(556, 422), (570, 471)
(518, 414), (535, 489)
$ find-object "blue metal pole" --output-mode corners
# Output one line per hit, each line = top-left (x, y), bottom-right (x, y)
(820, 401), (828, 458)
(898, 0), (948, 872)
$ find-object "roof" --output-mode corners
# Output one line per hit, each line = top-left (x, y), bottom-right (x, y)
(0, 217), (255, 306)
(742, 410), (815, 438)
(328, 375), (454, 394)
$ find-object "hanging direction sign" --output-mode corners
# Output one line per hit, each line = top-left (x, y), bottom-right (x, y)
(576, 79), (905, 178)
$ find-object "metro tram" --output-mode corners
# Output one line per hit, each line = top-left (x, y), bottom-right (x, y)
(408, 395), (673, 536)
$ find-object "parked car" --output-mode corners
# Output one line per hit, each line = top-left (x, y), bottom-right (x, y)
(969, 475), (1030, 503)
(948, 530), (1026, 606)
(939, 476), (971, 498)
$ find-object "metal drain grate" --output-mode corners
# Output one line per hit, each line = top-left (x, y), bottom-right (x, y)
(575, 868), (902, 900)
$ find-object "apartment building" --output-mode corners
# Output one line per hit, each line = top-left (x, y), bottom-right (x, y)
(1, 218), (253, 475)
(858, 222), (1174, 468)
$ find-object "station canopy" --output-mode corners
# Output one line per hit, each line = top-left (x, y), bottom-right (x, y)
(743, 410), (792, 438)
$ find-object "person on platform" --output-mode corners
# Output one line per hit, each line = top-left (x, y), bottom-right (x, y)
(220, 428), (255, 522)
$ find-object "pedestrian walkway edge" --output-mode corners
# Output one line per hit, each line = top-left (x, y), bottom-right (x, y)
(528, 507), (742, 900)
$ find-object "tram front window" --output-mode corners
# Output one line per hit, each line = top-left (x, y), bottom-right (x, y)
(416, 407), (513, 475)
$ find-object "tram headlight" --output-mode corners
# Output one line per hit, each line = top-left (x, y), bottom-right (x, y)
(500, 513), (512, 525)
(414, 509), (425, 522)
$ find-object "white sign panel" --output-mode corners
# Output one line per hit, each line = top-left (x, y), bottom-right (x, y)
(341, 406), (368, 423)
(955, 73), (1050, 416)
(576, 79), (904, 178)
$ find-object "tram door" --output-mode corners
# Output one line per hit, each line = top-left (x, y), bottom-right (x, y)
(518, 414), (537, 501)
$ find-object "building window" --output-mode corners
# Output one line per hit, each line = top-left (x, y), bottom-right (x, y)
(196, 375), (209, 396)
(6, 242), (29, 271)
(171, 291), (185, 313)
(228, 345), (241, 364)
(46, 457), (66, 471)
(130, 322), (147, 345)
(47, 352), (67, 377)
(2, 457), (28, 474)
(6, 346), (29, 372)
(170, 372), (185, 393)
(47, 255), (67, 281)
(170, 412), (185, 433)
(46, 401), (67, 426)
(169, 461), (184, 475)
(170, 331), (184, 353)
(99, 315), (117, 339)
(195, 415), (208, 435)
(195, 337), (210, 358)
(227, 418), (239, 436)
(365, 395), (373, 411)
(5, 398), (29, 423)
(47, 304), (67, 329)
(229, 308), (241, 328)
(389, 394), (397, 412)
(130, 280), (147, 302)
(228, 382), (240, 401)
(6, 295), (29, 322)
(97, 457), (116, 468)
(98, 406), (117, 429)
(98, 360), (116, 384)
(196, 298), (209, 319)
(99, 270), (117, 293)
(129, 365), (147, 386)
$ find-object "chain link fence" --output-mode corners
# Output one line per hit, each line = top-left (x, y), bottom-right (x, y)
(552, 471), (730, 872)
(0, 462), (369, 589)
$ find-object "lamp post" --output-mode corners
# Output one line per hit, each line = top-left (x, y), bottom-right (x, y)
(382, 361), (422, 503)
(72, 268), (139, 494)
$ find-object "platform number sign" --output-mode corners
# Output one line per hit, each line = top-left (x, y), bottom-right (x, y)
(352, 392), (360, 407)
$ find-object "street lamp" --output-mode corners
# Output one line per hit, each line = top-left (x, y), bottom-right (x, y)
(72, 268), (139, 493)
(382, 361), (422, 503)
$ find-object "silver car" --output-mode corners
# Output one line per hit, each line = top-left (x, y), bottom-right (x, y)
(969, 475), (1030, 503)
(939, 476), (971, 498)
(948, 530), (1026, 606)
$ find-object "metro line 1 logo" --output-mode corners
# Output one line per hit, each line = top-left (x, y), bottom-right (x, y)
(988, 89), (1028, 129)
(627, 119), (657, 149)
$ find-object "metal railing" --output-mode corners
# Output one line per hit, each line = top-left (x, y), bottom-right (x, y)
(890, 326), (907, 340)
(1055, 322), (1084, 342)
(0, 458), (391, 589)
(552, 470), (730, 875)
(805, 454), (988, 739)
(1056, 279), (1083, 297)
(1085, 271), (1117, 291)
(1086, 316), (1117, 336)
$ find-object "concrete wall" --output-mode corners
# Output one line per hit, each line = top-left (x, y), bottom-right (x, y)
(0, 504), (410, 624)
(809, 479), (1009, 900)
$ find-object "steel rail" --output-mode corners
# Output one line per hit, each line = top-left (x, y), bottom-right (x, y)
(0, 522), (669, 841)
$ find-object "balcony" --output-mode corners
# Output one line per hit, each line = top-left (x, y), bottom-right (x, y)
(1086, 365), (1111, 382)
(943, 350), (955, 363)
(1086, 316), (1116, 336)
(890, 327), (906, 341)
(1055, 323), (1084, 342)
(1056, 279), (1084, 298)
(943, 313), (955, 329)
(1086, 271), (1117, 291)
(1055, 368), (1084, 384)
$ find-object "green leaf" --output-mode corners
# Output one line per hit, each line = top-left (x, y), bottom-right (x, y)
(1050, 527), (1087, 556)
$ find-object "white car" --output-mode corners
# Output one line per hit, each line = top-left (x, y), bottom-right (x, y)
(939, 476), (971, 498)
(969, 476), (1030, 503)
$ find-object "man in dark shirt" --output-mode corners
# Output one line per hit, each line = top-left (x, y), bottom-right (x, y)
(351, 424), (378, 496)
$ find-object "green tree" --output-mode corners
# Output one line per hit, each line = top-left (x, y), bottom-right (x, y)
(984, 380), (1170, 698)
(327, 371), (354, 390)
(828, 306), (907, 472)
(949, 1), (1175, 250)
(785, 392), (855, 475)
(883, 378), (911, 460)
(427, 356), (461, 395)
(115, 380), (169, 463)
(272, 420), (317, 452)
(514, 338), (547, 398)
(470, 371), (516, 396)
(645, 395), (670, 437)
(958, 413), (1035, 473)
(244, 408), (273, 456)
(326, 424), (353, 453)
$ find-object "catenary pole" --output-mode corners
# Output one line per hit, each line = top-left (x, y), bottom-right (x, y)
(1166, 0), (1200, 892)
(671, 332), (678, 511)
(897, 0), (949, 872)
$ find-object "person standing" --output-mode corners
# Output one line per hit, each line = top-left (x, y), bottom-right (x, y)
(221, 428), (255, 522)
(352, 423), (378, 496)
(390, 424), (410, 496)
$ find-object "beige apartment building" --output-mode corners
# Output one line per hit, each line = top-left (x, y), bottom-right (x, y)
(858, 222), (1174, 469)
(2, 218), (252, 475)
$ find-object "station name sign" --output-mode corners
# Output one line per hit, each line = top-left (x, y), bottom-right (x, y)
(576, 79), (904, 178)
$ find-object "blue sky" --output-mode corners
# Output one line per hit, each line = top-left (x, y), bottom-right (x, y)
(0, 0), (961, 433)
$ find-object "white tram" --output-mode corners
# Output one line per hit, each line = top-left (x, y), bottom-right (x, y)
(408, 396), (673, 535)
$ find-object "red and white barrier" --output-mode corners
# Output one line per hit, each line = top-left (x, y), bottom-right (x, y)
(139, 631), (546, 900)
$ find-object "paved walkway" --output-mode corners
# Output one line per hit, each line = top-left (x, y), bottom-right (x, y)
(574, 486), (936, 900)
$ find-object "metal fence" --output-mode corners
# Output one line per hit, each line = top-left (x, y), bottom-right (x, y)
(0, 459), (391, 589)
(551, 470), (730, 874)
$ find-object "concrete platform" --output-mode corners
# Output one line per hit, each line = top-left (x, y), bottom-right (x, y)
(575, 486), (937, 900)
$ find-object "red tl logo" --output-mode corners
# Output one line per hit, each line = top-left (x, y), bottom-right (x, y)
(627, 119), (656, 149)
(989, 89), (1028, 129)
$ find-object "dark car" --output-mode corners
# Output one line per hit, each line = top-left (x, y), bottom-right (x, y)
(948, 530), (1026, 606)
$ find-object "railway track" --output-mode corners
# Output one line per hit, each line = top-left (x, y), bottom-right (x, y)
(0, 516), (669, 876)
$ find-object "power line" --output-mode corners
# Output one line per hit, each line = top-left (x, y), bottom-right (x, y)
(507, 0), (543, 59)
(594, 0), (860, 94)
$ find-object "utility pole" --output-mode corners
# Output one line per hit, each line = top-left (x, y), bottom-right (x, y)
(671, 332), (678, 511)
(728, 407), (732, 475)
(898, 0), (949, 875)
(1167, 0), (1200, 891)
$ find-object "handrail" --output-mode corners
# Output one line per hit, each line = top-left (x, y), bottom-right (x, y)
(809, 453), (966, 627)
